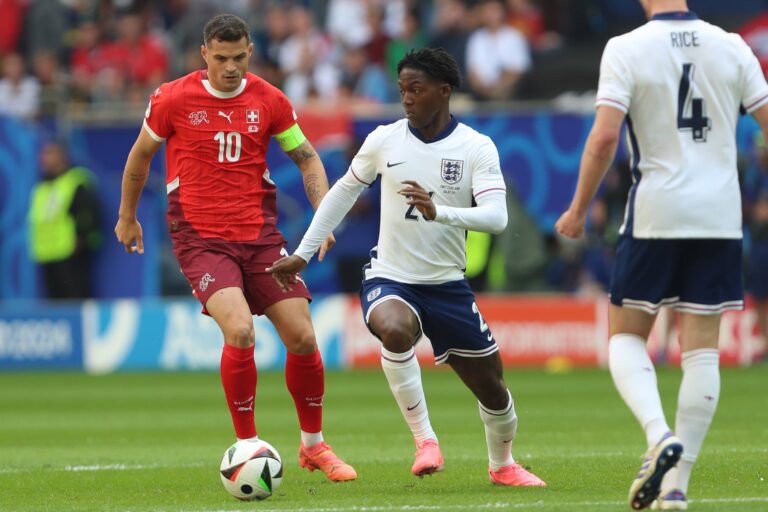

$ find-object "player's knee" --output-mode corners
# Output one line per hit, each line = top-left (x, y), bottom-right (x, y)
(284, 330), (317, 355)
(224, 321), (255, 348)
(375, 320), (416, 353)
(483, 389), (510, 411)
(477, 380), (509, 411)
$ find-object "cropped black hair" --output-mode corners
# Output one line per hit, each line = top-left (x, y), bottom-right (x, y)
(397, 47), (462, 90)
(203, 14), (250, 46)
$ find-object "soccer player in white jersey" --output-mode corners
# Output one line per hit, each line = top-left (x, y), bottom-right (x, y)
(556, 0), (768, 509)
(268, 48), (546, 487)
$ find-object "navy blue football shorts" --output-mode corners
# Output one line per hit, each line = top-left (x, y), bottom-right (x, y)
(609, 235), (743, 315)
(360, 277), (498, 364)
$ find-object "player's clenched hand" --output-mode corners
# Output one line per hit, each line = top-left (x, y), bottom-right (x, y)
(399, 180), (436, 220)
(266, 255), (307, 292)
(555, 209), (586, 239)
(115, 217), (145, 254)
(318, 233), (336, 262)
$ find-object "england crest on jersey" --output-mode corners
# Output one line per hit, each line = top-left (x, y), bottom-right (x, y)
(441, 159), (464, 184)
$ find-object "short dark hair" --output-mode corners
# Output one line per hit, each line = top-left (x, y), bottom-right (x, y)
(397, 48), (461, 90)
(203, 14), (250, 46)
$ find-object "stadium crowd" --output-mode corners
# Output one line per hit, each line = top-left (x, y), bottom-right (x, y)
(0, 0), (573, 116)
(2, 0), (768, 304)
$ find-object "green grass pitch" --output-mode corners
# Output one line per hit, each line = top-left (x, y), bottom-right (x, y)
(0, 367), (766, 511)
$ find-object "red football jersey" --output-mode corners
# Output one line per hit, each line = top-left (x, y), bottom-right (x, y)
(143, 70), (297, 241)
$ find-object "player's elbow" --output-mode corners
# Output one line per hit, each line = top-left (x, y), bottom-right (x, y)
(487, 209), (508, 235)
(589, 128), (620, 157)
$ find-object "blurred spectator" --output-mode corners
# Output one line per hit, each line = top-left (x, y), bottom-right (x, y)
(278, 5), (338, 105)
(338, 45), (393, 105)
(381, 0), (409, 40)
(69, 21), (113, 103)
(385, 8), (426, 79)
(0, 53), (40, 120)
(22, 0), (76, 62)
(70, 10), (169, 106)
(539, 0), (605, 42)
(364, 3), (391, 67)
(466, 0), (530, 100)
(744, 131), (768, 355)
(104, 10), (169, 104)
(326, 0), (371, 48)
(252, 3), (291, 82)
(739, 13), (768, 77)
(164, 0), (219, 77)
(32, 51), (66, 116)
(0, 0), (25, 56)
(506, 0), (562, 53)
(28, 141), (102, 300)
(429, 0), (470, 82)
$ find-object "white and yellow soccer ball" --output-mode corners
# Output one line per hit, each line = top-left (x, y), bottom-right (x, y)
(219, 439), (283, 500)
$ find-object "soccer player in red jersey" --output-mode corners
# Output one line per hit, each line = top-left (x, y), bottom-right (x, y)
(114, 13), (356, 482)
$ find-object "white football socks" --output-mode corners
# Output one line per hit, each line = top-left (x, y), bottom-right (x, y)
(380, 347), (437, 444)
(609, 334), (671, 448)
(478, 389), (517, 471)
(662, 348), (720, 495)
(300, 431), (324, 448)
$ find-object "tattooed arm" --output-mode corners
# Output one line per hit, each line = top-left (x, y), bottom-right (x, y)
(286, 140), (330, 210)
(115, 127), (162, 253)
(285, 139), (336, 260)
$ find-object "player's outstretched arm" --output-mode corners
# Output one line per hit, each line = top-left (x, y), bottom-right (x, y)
(115, 128), (162, 254)
(286, 139), (336, 260)
(556, 105), (624, 239)
(266, 171), (366, 289)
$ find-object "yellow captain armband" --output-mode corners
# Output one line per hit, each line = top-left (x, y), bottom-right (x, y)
(275, 123), (307, 152)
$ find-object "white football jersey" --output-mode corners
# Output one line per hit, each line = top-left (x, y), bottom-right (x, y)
(596, 12), (768, 239)
(350, 118), (506, 284)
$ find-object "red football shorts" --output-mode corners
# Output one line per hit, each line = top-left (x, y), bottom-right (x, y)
(171, 229), (311, 316)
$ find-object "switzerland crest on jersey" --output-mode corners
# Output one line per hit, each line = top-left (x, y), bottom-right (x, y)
(245, 109), (259, 124)
(440, 159), (464, 184)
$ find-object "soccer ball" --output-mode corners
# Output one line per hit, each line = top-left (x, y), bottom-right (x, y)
(219, 439), (283, 501)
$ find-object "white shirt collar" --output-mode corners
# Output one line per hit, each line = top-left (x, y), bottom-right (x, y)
(202, 78), (247, 99)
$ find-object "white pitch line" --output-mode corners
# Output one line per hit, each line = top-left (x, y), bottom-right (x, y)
(0, 462), (205, 474)
(65, 463), (159, 472)
(178, 496), (768, 512)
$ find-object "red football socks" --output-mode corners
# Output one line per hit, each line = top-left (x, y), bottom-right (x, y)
(220, 343), (257, 439)
(285, 349), (324, 433)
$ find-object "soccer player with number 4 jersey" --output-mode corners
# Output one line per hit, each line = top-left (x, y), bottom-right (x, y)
(268, 48), (546, 487)
(114, 14), (356, 482)
(556, 1), (768, 509)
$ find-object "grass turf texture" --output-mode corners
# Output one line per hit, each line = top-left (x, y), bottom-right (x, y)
(0, 367), (765, 511)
